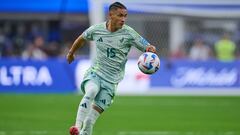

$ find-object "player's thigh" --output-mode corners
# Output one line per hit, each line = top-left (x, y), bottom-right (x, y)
(80, 71), (100, 94)
(94, 80), (117, 111)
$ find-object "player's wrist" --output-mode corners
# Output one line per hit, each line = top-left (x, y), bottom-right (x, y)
(68, 51), (74, 55)
(146, 45), (156, 53)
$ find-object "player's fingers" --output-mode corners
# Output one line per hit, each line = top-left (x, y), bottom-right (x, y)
(66, 53), (75, 64)
(146, 45), (156, 53)
(69, 57), (74, 64)
(71, 56), (75, 63)
(151, 45), (156, 52)
(67, 56), (72, 64)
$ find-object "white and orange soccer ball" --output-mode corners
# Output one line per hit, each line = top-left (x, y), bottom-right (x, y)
(137, 52), (160, 74)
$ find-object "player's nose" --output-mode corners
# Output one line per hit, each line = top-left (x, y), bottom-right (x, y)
(120, 20), (125, 25)
(121, 17), (126, 22)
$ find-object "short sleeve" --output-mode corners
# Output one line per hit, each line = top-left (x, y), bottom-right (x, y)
(82, 25), (95, 41)
(128, 27), (150, 52)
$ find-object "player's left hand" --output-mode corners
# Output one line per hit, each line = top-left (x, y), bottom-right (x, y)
(146, 45), (156, 53)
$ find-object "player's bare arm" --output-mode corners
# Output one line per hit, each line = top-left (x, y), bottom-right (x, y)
(146, 45), (156, 53)
(67, 34), (86, 64)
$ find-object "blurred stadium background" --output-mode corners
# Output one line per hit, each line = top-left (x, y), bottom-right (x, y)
(0, 0), (240, 135)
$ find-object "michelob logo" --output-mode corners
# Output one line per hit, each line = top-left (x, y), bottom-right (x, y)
(171, 67), (238, 87)
(0, 66), (53, 86)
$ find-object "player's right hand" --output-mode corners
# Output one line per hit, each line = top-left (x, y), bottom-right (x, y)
(66, 52), (75, 64)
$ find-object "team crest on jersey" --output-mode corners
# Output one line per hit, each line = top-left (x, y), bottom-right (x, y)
(119, 37), (124, 43)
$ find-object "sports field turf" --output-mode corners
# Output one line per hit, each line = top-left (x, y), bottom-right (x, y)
(0, 94), (240, 135)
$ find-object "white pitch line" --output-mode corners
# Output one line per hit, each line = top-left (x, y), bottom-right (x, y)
(117, 131), (237, 135)
(0, 131), (64, 135)
(118, 131), (179, 135)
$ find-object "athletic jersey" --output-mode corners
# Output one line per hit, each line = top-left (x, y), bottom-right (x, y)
(82, 22), (150, 83)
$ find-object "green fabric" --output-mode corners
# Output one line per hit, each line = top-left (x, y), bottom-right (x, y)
(82, 22), (149, 83)
(81, 71), (117, 110)
(215, 39), (236, 61)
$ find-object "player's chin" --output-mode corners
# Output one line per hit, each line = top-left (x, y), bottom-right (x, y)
(118, 24), (124, 28)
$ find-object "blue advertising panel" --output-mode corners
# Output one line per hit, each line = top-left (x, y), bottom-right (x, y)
(1, 58), (239, 93)
(151, 60), (240, 88)
(0, 58), (76, 93)
(0, 0), (88, 13)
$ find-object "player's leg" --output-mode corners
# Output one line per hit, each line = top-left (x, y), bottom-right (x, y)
(76, 80), (100, 129)
(79, 105), (102, 135)
(70, 80), (100, 135)
(80, 80), (117, 135)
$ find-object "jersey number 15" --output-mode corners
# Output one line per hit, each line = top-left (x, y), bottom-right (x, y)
(107, 48), (116, 58)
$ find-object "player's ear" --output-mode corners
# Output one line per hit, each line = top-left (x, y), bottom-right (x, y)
(109, 10), (114, 17)
(108, 11), (112, 20)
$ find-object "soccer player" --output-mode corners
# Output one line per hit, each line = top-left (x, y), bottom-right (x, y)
(67, 2), (156, 135)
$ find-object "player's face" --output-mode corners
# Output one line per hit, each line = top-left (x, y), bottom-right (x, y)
(110, 8), (127, 29)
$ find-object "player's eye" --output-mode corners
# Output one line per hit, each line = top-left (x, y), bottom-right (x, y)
(117, 14), (123, 17)
(117, 14), (127, 18)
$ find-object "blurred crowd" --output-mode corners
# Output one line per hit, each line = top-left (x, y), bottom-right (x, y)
(170, 32), (240, 62)
(0, 22), (72, 60)
(0, 22), (240, 61)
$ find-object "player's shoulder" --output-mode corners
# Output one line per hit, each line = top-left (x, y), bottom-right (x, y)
(122, 24), (139, 37)
(88, 22), (105, 31)
(122, 24), (135, 32)
(93, 22), (105, 28)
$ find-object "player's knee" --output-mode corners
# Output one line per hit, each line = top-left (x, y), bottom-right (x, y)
(84, 81), (99, 99)
(85, 118), (93, 125)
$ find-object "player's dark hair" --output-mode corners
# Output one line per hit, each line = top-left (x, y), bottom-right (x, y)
(109, 2), (127, 11)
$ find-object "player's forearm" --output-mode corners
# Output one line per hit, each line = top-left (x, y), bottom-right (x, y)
(68, 34), (86, 55)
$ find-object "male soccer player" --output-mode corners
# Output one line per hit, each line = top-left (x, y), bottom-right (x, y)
(67, 2), (156, 135)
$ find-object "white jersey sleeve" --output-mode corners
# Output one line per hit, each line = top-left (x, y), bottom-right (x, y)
(126, 26), (150, 52)
(82, 25), (96, 41)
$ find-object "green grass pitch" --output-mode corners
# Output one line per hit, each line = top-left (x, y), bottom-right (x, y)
(0, 94), (240, 135)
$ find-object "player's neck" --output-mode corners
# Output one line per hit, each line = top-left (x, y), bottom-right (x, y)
(106, 21), (118, 32)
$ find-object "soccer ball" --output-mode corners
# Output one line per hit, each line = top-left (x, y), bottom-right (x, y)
(137, 52), (160, 74)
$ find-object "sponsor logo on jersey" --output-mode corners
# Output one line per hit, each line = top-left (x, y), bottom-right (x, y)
(97, 37), (103, 42)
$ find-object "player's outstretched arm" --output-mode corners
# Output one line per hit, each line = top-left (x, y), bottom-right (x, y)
(146, 45), (156, 53)
(67, 34), (86, 64)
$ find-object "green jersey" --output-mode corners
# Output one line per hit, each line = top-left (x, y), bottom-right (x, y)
(215, 39), (236, 61)
(82, 22), (149, 83)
